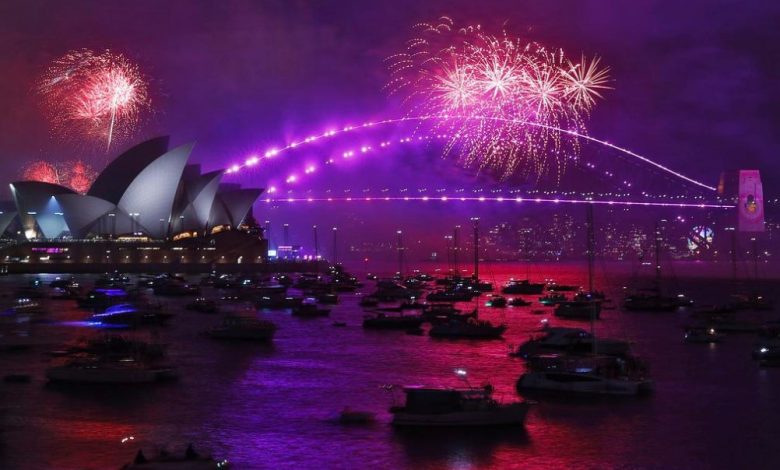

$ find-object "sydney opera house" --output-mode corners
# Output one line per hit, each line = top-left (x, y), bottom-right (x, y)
(0, 137), (273, 272)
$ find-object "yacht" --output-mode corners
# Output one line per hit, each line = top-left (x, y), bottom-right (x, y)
(502, 279), (545, 295)
(429, 318), (506, 339)
(510, 326), (631, 358)
(516, 354), (653, 397)
(390, 385), (530, 427)
(373, 280), (419, 301)
(207, 315), (277, 341)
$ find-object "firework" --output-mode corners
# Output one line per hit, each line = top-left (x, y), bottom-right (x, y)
(21, 159), (98, 194)
(37, 49), (150, 151)
(386, 17), (611, 180)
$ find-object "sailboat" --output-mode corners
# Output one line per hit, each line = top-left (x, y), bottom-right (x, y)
(624, 223), (692, 312)
(517, 205), (653, 397)
(554, 206), (602, 320)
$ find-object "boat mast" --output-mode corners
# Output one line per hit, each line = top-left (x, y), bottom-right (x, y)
(471, 218), (480, 281)
(453, 225), (460, 275)
(396, 230), (404, 277)
(654, 222), (662, 295)
(586, 204), (597, 354)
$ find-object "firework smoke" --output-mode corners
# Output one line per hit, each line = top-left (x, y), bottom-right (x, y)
(37, 49), (150, 151)
(386, 17), (611, 180)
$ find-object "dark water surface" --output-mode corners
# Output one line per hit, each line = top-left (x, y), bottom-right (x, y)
(0, 262), (778, 469)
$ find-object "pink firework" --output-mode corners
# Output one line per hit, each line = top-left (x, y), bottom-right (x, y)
(21, 159), (98, 194)
(386, 18), (612, 180)
(37, 49), (150, 151)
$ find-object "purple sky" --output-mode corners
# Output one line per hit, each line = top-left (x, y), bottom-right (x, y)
(0, 0), (778, 199)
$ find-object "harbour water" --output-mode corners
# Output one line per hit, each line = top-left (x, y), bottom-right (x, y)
(0, 262), (778, 469)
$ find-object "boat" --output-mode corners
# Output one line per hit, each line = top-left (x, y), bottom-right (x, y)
(429, 318), (506, 339)
(78, 288), (131, 310)
(508, 297), (531, 307)
(485, 295), (507, 308)
(373, 280), (419, 301)
(426, 289), (479, 302)
(624, 223), (693, 312)
(122, 444), (230, 469)
(89, 303), (173, 327)
(546, 282), (579, 292)
(185, 298), (219, 313)
(390, 385), (530, 427)
(623, 291), (682, 312)
(207, 315), (277, 341)
(684, 327), (723, 343)
(502, 279), (545, 295)
(516, 354), (653, 397)
(510, 326), (631, 358)
(255, 294), (303, 309)
(554, 300), (602, 320)
(46, 359), (177, 384)
(292, 298), (330, 317)
(362, 312), (424, 330)
(153, 280), (199, 296)
(359, 295), (380, 307)
(52, 335), (167, 361)
(317, 292), (339, 304)
(338, 407), (376, 424)
(539, 293), (567, 306)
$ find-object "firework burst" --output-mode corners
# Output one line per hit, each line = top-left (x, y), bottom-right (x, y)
(386, 17), (611, 180)
(21, 159), (98, 194)
(37, 49), (150, 151)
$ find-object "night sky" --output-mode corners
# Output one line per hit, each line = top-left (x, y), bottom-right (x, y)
(1, 0), (778, 199)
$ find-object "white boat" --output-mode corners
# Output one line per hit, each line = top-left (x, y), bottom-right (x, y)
(207, 315), (277, 341)
(390, 386), (530, 427)
(46, 360), (177, 384)
(516, 354), (653, 397)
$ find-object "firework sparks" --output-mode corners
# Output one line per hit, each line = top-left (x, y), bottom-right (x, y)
(37, 49), (150, 151)
(21, 159), (98, 194)
(386, 17), (612, 180)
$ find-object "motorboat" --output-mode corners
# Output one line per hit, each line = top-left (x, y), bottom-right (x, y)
(89, 304), (173, 328)
(52, 335), (167, 362)
(516, 354), (653, 397)
(429, 318), (506, 339)
(362, 312), (424, 330)
(255, 294), (303, 310)
(554, 300), (601, 320)
(390, 385), (530, 427)
(207, 315), (277, 341)
(78, 288), (131, 310)
(510, 326), (631, 358)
